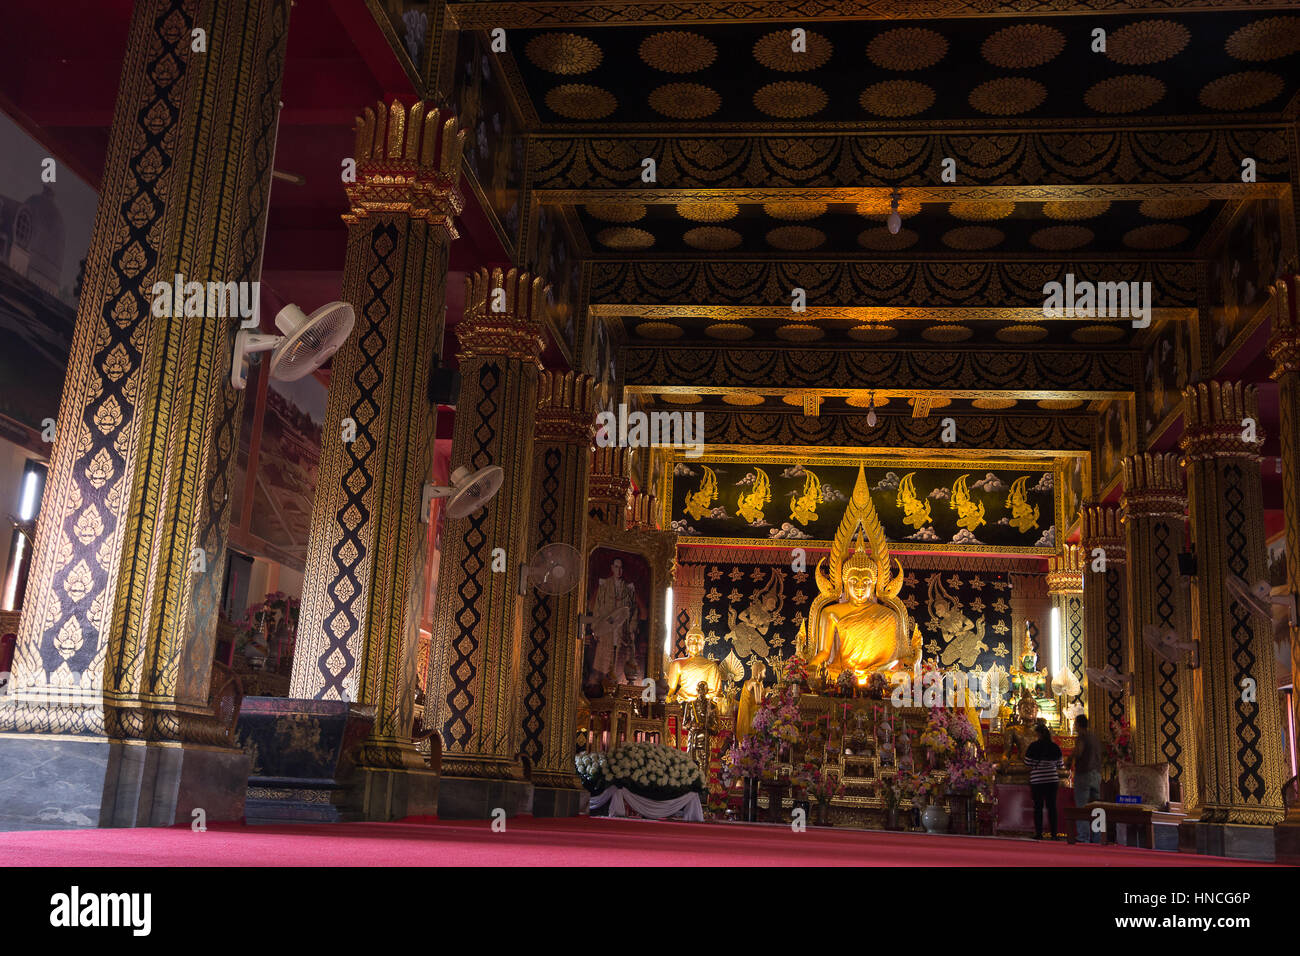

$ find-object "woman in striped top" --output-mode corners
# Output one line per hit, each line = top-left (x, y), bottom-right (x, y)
(1023, 721), (1063, 840)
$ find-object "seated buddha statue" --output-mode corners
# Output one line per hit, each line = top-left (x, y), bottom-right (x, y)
(665, 624), (724, 703)
(807, 465), (916, 686)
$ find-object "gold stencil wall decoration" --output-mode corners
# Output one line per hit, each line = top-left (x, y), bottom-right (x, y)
(545, 83), (617, 119)
(1198, 71), (1285, 111)
(948, 201), (1014, 222)
(981, 23), (1065, 68)
(684, 226), (742, 251)
(1138, 198), (1209, 219)
(753, 81), (828, 119)
(648, 82), (722, 119)
(766, 225), (825, 251)
(753, 29), (833, 71)
(858, 80), (935, 118)
(639, 30), (718, 72)
(597, 226), (655, 250)
(1030, 225), (1095, 251)
(1042, 200), (1111, 221)
(968, 77), (1047, 116)
(2, 0), (292, 740)
(587, 202), (647, 223)
(1084, 75), (1166, 114)
(997, 324), (1049, 343)
(857, 227), (918, 251)
(866, 27), (948, 71)
(942, 226), (1004, 251)
(1123, 223), (1190, 250)
(1224, 16), (1300, 62)
(764, 201), (826, 221)
(1105, 19), (1191, 66)
(525, 32), (603, 74)
(676, 201), (738, 222)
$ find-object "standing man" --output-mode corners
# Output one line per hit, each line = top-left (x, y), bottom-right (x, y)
(1071, 713), (1102, 843)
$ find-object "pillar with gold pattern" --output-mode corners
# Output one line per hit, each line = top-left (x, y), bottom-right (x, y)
(1081, 505), (1129, 733)
(522, 371), (595, 816)
(289, 99), (464, 819)
(1120, 452), (1198, 810)
(589, 446), (630, 528)
(0, 0), (292, 828)
(1046, 545), (1085, 719)
(1181, 381), (1287, 853)
(1266, 276), (1300, 811)
(425, 268), (547, 817)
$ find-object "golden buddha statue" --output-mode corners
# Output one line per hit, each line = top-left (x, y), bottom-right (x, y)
(734, 658), (768, 740)
(807, 465), (919, 684)
(665, 624), (724, 703)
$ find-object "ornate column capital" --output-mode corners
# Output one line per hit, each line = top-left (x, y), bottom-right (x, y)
(458, 267), (548, 362)
(343, 100), (465, 236)
(1179, 381), (1263, 462)
(1046, 543), (1084, 595)
(589, 445), (631, 527)
(1081, 503), (1126, 562)
(535, 370), (595, 444)
(1267, 275), (1299, 378)
(1120, 452), (1185, 520)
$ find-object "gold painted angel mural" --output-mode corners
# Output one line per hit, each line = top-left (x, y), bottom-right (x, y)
(950, 474), (986, 532)
(684, 465), (719, 521)
(929, 573), (988, 668)
(1005, 476), (1040, 533)
(789, 467), (821, 525)
(896, 472), (932, 530)
(724, 568), (786, 659)
(736, 466), (771, 524)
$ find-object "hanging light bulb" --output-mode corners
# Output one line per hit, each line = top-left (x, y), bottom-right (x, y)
(887, 187), (903, 235)
(866, 391), (878, 427)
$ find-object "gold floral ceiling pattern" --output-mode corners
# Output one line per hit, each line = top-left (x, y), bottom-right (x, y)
(512, 13), (1300, 125)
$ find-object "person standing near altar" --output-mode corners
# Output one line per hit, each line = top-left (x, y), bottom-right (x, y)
(1024, 721), (1062, 840)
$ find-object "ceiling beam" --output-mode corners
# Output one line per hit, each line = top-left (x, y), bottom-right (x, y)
(447, 0), (1294, 29)
(622, 344), (1135, 394)
(530, 126), (1291, 191)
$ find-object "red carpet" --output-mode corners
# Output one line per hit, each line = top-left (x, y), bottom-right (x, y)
(0, 817), (1262, 866)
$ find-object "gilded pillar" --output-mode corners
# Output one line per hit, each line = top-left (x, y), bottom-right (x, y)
(1267, 275), (1300, 784)
(1081, 505), (1129, 731)
(589, 447), (630, 528)
(521, 371), (594, 814)
(1120, 453), (1197, 808)
(289, 100), (464, 817)
(1046, 545), (1085, 713)
(1181, 381), (1287, 827)
(425, 268), (547, 814)
(0, 0), (292, 828)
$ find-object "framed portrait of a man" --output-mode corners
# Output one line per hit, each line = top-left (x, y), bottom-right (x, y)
(582, 524), (676, 698)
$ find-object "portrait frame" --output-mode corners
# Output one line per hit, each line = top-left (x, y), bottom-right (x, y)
(582, 522), (677, 694)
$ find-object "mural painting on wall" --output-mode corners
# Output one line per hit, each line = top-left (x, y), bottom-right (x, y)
(455, 30), (525, 254)
(532, 204), (580, 360)
(582, 546), (652, 696)
(1208, 199), (1285, 356)
(691, 557), (1015, 686)
(1142, 315), (1191, 438)
(668, 457), (1058, 552)
(1097, 400), (1128, 490)
(234, 371), (326, 570)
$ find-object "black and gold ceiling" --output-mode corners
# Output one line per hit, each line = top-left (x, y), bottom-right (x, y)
(512, 14), (1300, 127)
(578, 196), (1223, 256)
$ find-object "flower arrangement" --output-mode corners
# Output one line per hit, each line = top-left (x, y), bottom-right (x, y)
(574, 751), (610, 793)
(751, 691), (801, 744)
(722, 733), (777, 786)
(779, 655), (809, 686)
(794, 762), (843, 804)
(904, 771), (941, 806)
(918, 720), (954, 757)
(946, 756), (996, 799)
(601, 742), (705, 799)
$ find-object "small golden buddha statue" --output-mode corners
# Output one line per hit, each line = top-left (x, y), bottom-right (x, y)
(734, 658), (768, 740)
(807, 465), (917, 685)
(665, 624), (724, 703)
(683, 680), (717, 773)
